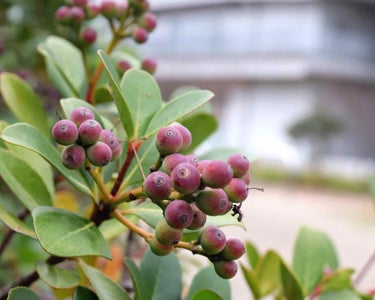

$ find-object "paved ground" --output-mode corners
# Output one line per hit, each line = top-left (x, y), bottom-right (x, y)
(211, 183), (375, 299)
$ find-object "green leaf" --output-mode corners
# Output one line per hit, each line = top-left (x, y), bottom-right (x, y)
(319, 289), (362, 300)
(0, 73), (49, 137)
(0, 203), (36, 239)
(36, 262), (80, 289)
(280, 259), (304, 300)
(145, 90), (214, 137)
(33, 207), (111, 258)
(240, 264), (261, 299)
(80, 260), (131, 300)
(320, 268), (354, 293)
(123, 202), (163, 229)
(97, 50), (134, 138)
(73, 286), (99, 300)
(140, 248), (182, 300)
(38, 36), (86, 98)
(292, 226), (338, 295)
(94, 85), (113, 104)
(0, 149), (53, 211)
(7, 287), (41, 300)
(1, 123), (92, 196)
(191, 290), (223, 300)
(186, 265), (231, 300)
(120, 69), (162, 138)
(124, 258), (146, 300)
(254, 250), (281, 296)
(180, 112), (218, 153)
(245, 241), (260, 270)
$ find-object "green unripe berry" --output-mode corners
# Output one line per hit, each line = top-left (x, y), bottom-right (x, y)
(155, 219), (183, 246)
(149, 236), (173, 256)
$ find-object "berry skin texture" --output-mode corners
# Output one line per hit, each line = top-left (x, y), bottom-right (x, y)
(149, 236), (173, 256)
(86, 142), (112, 166)
(171, 162), (201, 195)
(52, 119), (78, 145)
(161, 153), (187, 175)
(78, 119), (102, 145)
(199, 225), (227, 255)
(143, 171), (172, 201)
(164, 200), (194, 229)
(155, 126), (183, 155)
(227, 153), (250, 178)
(132, 26), (148, 44)
(214, 261), (238, 279)
(172, 124), (192, 152)
(223, 178), (248, 203)
(187, 203), (207, 230)
(221, 238), (245, 261)
(155, 219), (183, 246)
(195, 188), (232, 216)
(70, 106), (95, 126)
(61, 145), (86, 170)
(201, 160), (233, 188)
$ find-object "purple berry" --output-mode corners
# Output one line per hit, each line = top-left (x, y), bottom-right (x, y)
(143, 171), (172, 201)
(117, 60), (132, 73)
(111, 143), (123, 161)
(214, 261), (238, 279)
(164, 200), (193, 229)
(155, 219), (183, 246)
(196, 160), (210, 173)
(61, 145), (86, 169)
(149, 236), (173, 256)
(187, 203), (207, 230)
(155, 126), (183, 155)
(185, 154), (199, 166)
(71, 6), (85, 22)
(201, 160), (233, 188)
(227, 153), (250, 178)
(86, 2), (101, 19)
(223, 178), (248, 203)
(199, 225), (227, 255)
(101, 0), (118, 18)
(70, 106), (95, 126)
(99, 129), (122, 161)
(141, 58), (157, 75)
(172, 124), (192, 152)
(52, 119), (78, 145)
(55, 6), (72, 23)
(161, 153), (187, 175)
(171, 163), (201, 194)
(139, 12), (157, 32)
(195, 188), (232, 216)
(132, 26), (148, 44)
(221, 238), (245, 261)
(86, 142), (112, 166)
(81, 27), (97, 44)
(78, 119), (102, 145)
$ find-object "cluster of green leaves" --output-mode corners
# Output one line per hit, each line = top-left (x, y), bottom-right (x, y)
(241, 226), (371, 300)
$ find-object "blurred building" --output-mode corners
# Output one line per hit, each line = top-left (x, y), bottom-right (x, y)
(144, 0), (375, 177)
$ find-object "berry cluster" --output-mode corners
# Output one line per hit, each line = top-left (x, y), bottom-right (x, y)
(52, 107), (122, 169)
(144, 124), (250, 279)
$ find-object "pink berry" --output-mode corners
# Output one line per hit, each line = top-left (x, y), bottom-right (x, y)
(161, 153), (187, 175)
(72, 0), (87, 7)
(155, 126), (183, 155)
(143, 171), (172, 201)
(81, 27), (97, 44)
(70, 6), (85, 22)
(223, 178), (248, 203)
(201, 160), (233, 188)
(61, 145), (86, 169)
(164, 200), (194, 229)
(195, 188), (232, 216)
(86, 142), (112, 166)
(172, 124), (192, 152)
(55, 6), (72, 23)
(132, 26), (148, 43)
(221, 238), (245, 261)
(141, 58), (157, 74)
(52, 119), (78, 145)
(101, 0), (118, 19)
(78, 119), (102, 145)
(227, 153), (250, 178)
(117, 60), (132, 73)
(86, 2), (101, 19)
(171, 163), (201, 195)
(214, 261), (238, 279)
(139, 12), (157, 32)
(199, 225), (227, 255)
(70, 106), (95, 126)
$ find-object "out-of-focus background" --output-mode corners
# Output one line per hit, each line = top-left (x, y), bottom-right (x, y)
(1, 0), (375, 298)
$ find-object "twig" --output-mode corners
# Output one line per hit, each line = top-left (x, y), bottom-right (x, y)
(354, 249), (375, 286)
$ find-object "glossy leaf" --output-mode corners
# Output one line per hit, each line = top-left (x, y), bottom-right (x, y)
(245, 241), (260, 270)
(33, 207), (111, 258)
(319, 289), (362, 300)
(140, 248), (182, 300)
(36, 262), (80, 289)
(73, 286), (99, 300)
(0, 72), (49, 137)
(186, 266), (231, 300)
(124, 258), (146, 300)
(38, 36), (86, 98)
(1, 123), (92, 196)
(191, 290), (223, 300)
(292, 226), (338, 295)
(120, 69), (162, 138)
(280, 259), (304, 300)
(0, 203), (36, 239)
(0, 149), (53, 211)
(7, 287), (41, 300)
(98, 50), (134, 138)
(145, 90), (214, 137)
(80, 260), (131, 300)
(180, 112), (218, 153)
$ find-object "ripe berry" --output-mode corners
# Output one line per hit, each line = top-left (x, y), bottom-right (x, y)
(195, 188), (232, 216)
(187, 203), (207, 230)
(141, 58), (157, 75)
(86, 141), (112, 166)
(101, 0), (118, 19)
(171, 163), (201, 194)
(185, 154), (199, 166)
(139, 12), (157, 32)
(99, 129), (122, 161)
(117, 60), (132, 73)
(214, 261), (238, 279)
(81, 27), (97, 44)
(223, 178), (248, 203)
(52, 119), (78, 145)
(55, 6), (72, 23)
(199, 225), (227, 255)
(196, 160), (210, 173)
(132, 26), (148, 44)
(71, 6), (85, 22)
(172, 124), (192, 152)
(78, 119), (102, 145)
(111, 143), (123, 161)
(164, 200), (193, 229)
(161, 153), (187, 175)
(86, 2), (101, 19)
(242, 172), (250, 185)
(155, 126), (183, 155)
(149, 236), (173, 256)
(201, 160), (233, 188)
(143, 171), (172, 201)
(61, 145), (86, 170)
(70, 106), (95, 126)
(155, 219), (183, 246)
(227, 154), (250, 178)
(221, 238), (245, 261)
